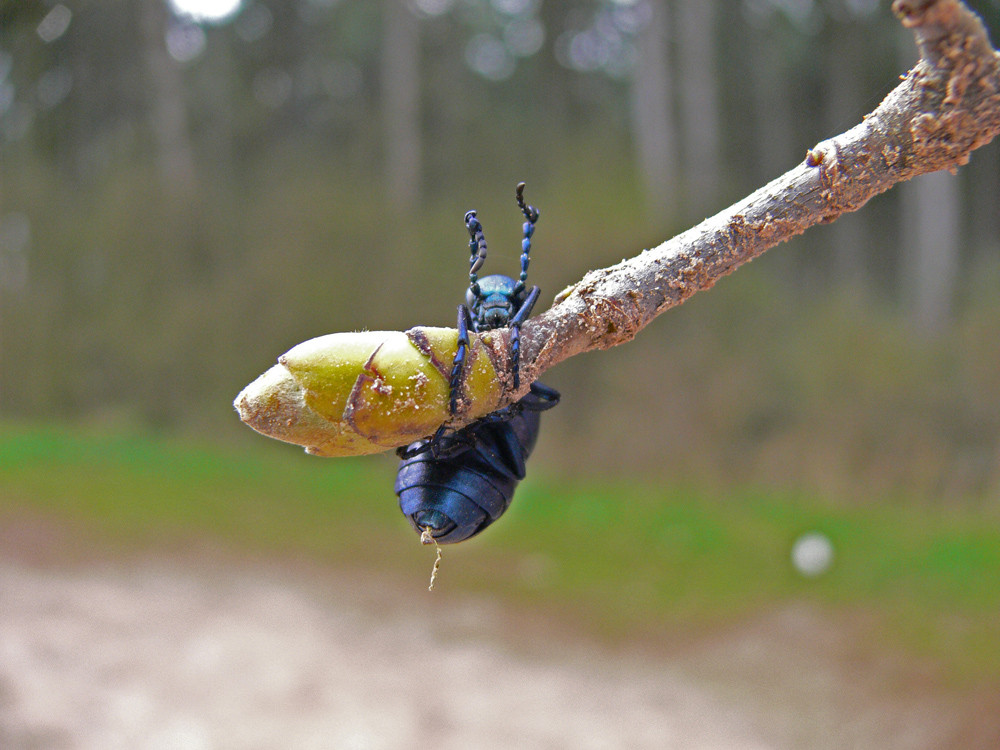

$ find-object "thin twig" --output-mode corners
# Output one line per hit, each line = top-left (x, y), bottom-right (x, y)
(474, 0), (1000, 412)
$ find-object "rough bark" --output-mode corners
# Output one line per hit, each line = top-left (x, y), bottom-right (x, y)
(476, 0), (1000, 412)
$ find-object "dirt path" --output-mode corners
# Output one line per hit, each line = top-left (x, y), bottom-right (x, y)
(0, 559), (774, 750)
(0, 558), (989, 749)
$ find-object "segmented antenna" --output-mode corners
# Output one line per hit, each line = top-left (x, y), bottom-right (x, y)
(514, 182), (539, 296)
(465, 210), (487, 298)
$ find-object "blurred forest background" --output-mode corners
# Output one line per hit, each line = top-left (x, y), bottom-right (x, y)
(4, 4), (1000, 742)
(1, 0), (999, 502)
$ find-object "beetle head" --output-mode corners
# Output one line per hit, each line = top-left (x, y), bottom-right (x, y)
(468, 274), (525, 331)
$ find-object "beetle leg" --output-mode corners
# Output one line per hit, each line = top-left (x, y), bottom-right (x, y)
(523, 382), (560, 411)
(491, 423), (527, 480)
(510, 285), (539, 326)
(507, 285), (539, 390)
(447, 305), (474, 415)
(478, 401), (520, 423)
(429, 424), (476, 459)
(396, 424), (474, 460)
(395, 440), (429, 460)
(396, 424), (459, 459)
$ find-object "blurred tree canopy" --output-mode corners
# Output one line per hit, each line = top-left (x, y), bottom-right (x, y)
(1, 0), (999, 499)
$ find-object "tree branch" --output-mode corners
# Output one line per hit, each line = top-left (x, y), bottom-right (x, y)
(236, 0), (1000, 455)
(497, 0), (1000, 402)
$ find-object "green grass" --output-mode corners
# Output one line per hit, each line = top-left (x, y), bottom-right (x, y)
(0, 423), (400, 567)
(2, 422), (999, 684)
(491, 479), (1000, 680)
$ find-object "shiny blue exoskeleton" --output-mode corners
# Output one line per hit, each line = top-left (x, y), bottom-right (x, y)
(395, 183), (560, 544)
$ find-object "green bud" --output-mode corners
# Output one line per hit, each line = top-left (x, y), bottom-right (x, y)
(234, 327), (503, 456)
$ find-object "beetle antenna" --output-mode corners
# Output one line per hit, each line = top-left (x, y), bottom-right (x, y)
(465, 210), (487, 300)
(515, 182), (539, 224)
(514, 182), (539, 296)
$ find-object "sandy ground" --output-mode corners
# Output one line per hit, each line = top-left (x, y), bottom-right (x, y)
(0, 557), (993, 750)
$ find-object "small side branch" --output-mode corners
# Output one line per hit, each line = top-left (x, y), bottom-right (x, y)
(495, 0), (1000, 401)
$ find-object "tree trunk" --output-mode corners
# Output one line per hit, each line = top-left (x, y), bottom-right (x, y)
(140, 2), (198, 197)
(630, 0), (677, 218)
(676, 1), (720, 215)
(381, 0), (422, 213)
(747, 25), (796, 184)
(900, 169), (961, 334)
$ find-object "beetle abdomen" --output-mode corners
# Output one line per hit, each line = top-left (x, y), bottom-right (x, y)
(395, 409), (542, 544)
(396, 455), (515, 543)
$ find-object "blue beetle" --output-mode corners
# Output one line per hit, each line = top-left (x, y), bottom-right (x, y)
(395, 183), (560, 544)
